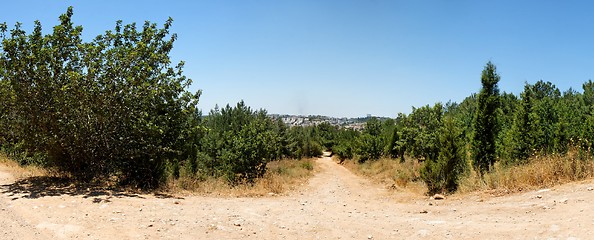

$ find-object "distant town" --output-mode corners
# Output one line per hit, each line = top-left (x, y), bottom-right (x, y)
(269, 114), (390, 130)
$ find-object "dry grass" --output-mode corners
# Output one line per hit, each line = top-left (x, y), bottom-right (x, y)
(167, 158), (317, 197)
(1, 154), (316, 197)
(342, 150), (594, 197)
(343, 158), (426, 194)
(0, 154), (51, 179)
(459, 149), (594, 194)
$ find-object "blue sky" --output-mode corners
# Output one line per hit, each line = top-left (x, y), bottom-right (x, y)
(3, 1), (594, 117)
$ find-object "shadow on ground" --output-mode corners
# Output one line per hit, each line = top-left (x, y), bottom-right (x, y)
(0, 176), (150, 201)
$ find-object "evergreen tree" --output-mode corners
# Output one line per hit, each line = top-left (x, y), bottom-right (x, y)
(420, 117), (467, 194)
(510, 84), (535, 162)
(472, 61), (500, 175)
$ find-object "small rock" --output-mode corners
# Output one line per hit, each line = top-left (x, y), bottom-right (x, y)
(558, 198), (568, 204)
(428, 202), (433, 206)
(174, 201), (180, 205)
(536, 195), (543, 199)
(268, 192), (275, 196)
(537, 189), (551, 193)
(587, 187), (593, 191)
(368, 235), (373, 239)
(433, 194), (445, 200)
(234, 223), (241, 227)
(147, 224), (153, 228)
(420, 210), (428, 214)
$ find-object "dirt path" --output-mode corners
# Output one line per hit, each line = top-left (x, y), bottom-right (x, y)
(1, 157), (594, 239)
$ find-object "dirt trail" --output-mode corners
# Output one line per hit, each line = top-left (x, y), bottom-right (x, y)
(1, 157), (594, 239)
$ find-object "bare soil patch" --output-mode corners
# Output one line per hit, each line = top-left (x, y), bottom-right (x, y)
(1, 157), (593, 239)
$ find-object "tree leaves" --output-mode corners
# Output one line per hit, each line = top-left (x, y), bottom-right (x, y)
(472, 61), (501, 174)
(0, 7), (200, 189)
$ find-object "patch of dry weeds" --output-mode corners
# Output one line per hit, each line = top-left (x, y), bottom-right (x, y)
(342, 157), (426, 195)
(166, 158), (317, 197)
(0, 154), (52, 179)
(458, 149), (594, 194)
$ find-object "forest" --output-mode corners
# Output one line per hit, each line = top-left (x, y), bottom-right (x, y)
(1, 8), (593, 193)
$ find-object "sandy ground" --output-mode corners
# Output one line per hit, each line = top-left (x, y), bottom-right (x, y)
(1, 156), (593, 240)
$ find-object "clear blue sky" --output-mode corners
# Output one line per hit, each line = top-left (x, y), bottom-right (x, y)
(3, 1), (594, 117)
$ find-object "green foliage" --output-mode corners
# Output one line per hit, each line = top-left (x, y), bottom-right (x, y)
(386, 124), (405, 161)
(4, 8), (594, 194)
(400, 104), (443, 161)
(529, 81), (561, 154)
(285, 126), (323, 159)
(300, 161), (314, 171)
(316, 122), (338, 150)
(509, 84), (536, 162)
(356, 118), (385, 162)
(0, 8), (200, 188)
(333, 128), (359, 160)
(198, 101), (282, 183)
(496, 92), (519, 161)
(505, 81), (570, 164)
(472, 61), (500, 175)
(420, 117), (467, 194)
(450, 95), (477, 143)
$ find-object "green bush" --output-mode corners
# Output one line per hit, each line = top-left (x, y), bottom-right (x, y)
(421, 117), (467, 194)
(356, 118), (385, 162)
(0, 8), (200, 188)
(199, 101), (281, 183)
(286, 126), (323, 159)
(300, 161), (314, 171)
(334, 128), (359, 160)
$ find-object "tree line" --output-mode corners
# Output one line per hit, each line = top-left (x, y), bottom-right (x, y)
(329, 63), (594, 193)
(0, 8), (326, 188)
(1, 8), (592, 192)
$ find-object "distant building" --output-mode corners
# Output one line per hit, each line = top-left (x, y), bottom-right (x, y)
(270, 114), (387, 130)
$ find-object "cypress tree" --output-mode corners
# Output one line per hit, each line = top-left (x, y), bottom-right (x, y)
(473, 61), (501, 175)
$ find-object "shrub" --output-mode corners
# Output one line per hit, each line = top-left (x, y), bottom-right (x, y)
(0, 8), (200, 188)
(356, 118), (384, 162)
(421, 117), (467, 194)
(199, 101), (281, 183)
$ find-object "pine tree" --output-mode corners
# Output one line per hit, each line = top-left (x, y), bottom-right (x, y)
(472, 61), (500, 175)
(511, 84), (535, 161)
